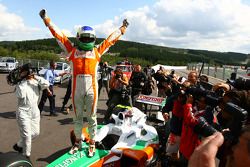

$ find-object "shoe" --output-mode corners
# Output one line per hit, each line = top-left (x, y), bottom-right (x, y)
(50, 113), (58, 116)
(13, 143), (23, 153)
(88, 144), (96, 157)
(69, 141), (81, 155)
(66, 108), (70, 114)
(61, 105), (65, 112)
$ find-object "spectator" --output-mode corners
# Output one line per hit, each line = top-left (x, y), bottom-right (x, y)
(187, 71), (198, 86)
(104, 68), (130, 123)
(60, 76), (72, 114)
(153, 66), (169, 98)
(39, 60), (66, 116)
(179, 94), (214, 165)
(189, 125), (250, 167)
(143, 64), (155, 77)
(129, 64), (147, 110)
(13, 63), (49, 158)
(98, 61), (112, 96)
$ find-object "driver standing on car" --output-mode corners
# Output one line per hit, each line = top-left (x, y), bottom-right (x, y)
(39, 9), (128, 157)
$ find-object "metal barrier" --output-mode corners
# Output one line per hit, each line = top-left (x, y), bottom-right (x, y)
(187, 63), (249, 81)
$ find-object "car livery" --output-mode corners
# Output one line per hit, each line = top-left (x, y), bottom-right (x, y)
(47, 107), (159, 167)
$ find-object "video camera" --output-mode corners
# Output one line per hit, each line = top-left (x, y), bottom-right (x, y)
(194, 102), (248, 160)
(115, 73), (122, 79)
(6, 63), (35, 86)
(227, 77), (250, 90)
(195, 102), (248, 138)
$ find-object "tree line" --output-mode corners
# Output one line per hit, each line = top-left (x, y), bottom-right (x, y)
(0, 38), (249, 67)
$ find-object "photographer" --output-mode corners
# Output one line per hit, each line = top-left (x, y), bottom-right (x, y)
(179, 93), (214, 166)
(98, 61), (113, 96)
(163, 81), (192, 161)
(129, 64), (147, 110)
(104, 68), (130, 123)
(189, 125), (250, 167)
(153, 66), (170, 98)
(213, 78), (250, 92)
(9, 63), (50, 158)
(190, 88), (249, 167)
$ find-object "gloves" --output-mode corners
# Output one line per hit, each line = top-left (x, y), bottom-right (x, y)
(39, 9), (50, 27)
(122, 19), (129, 28)
(39, 9), (46, 19)
(120, 19), (129, 35)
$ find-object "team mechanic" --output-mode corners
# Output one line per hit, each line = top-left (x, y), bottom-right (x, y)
(39, 9), (128, 157)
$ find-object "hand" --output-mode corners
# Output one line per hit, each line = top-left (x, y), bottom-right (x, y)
(47, 89), (52, 96)
(122, 19), (129, 28)
(120, 19), (129, 35)
(188, 132), (224, 167)
(186, 94), (194, 104)
(39, 9), (46, 19)
(213, 82), (231, 92)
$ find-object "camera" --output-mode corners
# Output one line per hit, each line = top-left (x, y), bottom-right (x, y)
(6, 63), (34, 86)
(194, 102), (248, 158)
(115, 74), (122, 79)
(227, 77), (250, 90)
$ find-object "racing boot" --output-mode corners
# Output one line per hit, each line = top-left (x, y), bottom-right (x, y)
(88, 140), (96, 157)
(69, 139), (82, 155)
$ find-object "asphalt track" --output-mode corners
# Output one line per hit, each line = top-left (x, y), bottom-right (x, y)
(0, 73), (108, 167)
(0, 71), (224, 166)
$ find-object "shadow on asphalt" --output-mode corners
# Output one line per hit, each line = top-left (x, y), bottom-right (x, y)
(97, 109), (106, 116)
(37, 147), (71, 164)
(0, 91), (14, 96)
(57, 118), (74, 125)
(0, 111), (16, 119)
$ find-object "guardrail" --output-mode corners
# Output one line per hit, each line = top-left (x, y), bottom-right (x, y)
(187, 63), (249, 81)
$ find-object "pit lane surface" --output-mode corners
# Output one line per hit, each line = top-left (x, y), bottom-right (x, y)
(0, 73), (108, 166)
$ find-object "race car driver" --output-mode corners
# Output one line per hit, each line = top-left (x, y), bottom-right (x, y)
(39, 9), (128, 157)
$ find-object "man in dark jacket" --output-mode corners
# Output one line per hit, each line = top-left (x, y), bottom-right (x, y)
(129, 64), (147, 110)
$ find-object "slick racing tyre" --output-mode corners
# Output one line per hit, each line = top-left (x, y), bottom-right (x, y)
(0, 152), (32, 167)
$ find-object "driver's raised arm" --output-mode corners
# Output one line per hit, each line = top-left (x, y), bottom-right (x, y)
(39, 9), (74, 54)
(97, 19), (129, 56)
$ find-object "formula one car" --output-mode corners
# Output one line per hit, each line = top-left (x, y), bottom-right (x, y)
(48, 107), (159, 167)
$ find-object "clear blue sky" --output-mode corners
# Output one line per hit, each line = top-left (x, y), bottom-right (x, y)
(1, 0), (250, 54)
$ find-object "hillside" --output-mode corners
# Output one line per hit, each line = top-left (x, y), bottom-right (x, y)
(0, 38), (249, 67)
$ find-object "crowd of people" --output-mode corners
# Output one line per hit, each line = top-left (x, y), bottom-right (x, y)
(6, 8), (250, 167)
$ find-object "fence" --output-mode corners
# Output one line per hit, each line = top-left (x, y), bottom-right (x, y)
(187, 63), (249, 81)
(17, 59), (52, 70)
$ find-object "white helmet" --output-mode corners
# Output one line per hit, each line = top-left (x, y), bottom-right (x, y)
(76, 26), (96, 39)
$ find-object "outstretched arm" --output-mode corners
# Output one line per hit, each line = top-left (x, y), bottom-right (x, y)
(97, 19), (129, 56)
(39, 9), (73, 54)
